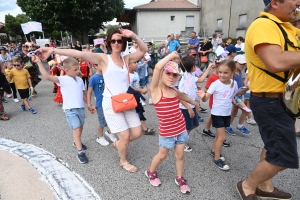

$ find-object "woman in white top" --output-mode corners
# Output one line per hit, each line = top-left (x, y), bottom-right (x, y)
(235, 36), (245, 53)
(0, 46), (12, 67)
(38, 29), (147, 173)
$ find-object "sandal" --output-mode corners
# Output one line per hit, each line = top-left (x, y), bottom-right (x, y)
(143, 128), (155, 135)
(119, 162), (138, 173)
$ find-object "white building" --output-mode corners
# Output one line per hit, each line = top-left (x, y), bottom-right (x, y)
(130, 0), (200, 41)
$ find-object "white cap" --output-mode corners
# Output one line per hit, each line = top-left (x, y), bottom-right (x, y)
(234, 54), (246, 64)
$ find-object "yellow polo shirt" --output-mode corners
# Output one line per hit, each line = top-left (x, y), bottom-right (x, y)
(245, 12), (300, 93)
(9, 68), (30, 89)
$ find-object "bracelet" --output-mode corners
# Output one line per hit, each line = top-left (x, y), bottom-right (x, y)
(133, 34), (139, 41)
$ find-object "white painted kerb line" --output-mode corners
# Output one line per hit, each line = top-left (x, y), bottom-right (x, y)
(0, 138), (101, 200)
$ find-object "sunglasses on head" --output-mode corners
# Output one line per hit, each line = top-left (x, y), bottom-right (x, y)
(110, 39), (123, 44)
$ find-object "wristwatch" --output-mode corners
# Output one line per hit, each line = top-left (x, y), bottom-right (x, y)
(133, 34), (139, 41)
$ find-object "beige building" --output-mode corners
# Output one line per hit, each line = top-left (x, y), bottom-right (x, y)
(120, 0), (266, 40)
(199, 0), (265, 38)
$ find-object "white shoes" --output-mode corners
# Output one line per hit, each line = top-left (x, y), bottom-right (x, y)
(148, 99), (153, 105)
(96, 137), (109, 146)
(13, 98), (19, 103)
(105, 131), (118, 142)
(141, 100), (146, 106)
(6, 94), (12, 98)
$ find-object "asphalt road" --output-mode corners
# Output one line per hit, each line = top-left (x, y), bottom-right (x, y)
(1, 74), (300, 200)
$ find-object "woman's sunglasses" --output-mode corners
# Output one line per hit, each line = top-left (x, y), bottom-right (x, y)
(110, 39), (122, 44)
(22, 45), (29, 48)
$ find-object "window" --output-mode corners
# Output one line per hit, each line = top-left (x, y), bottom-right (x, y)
(171, 16), (175, 21)
(239, 14), (247, 28)
(217, 19), (222, 30)
(186, 16), (194, 28)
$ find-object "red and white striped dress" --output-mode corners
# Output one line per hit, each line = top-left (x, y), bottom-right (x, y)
(154, 89), (186, 137)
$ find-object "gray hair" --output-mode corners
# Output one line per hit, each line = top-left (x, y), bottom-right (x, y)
(264, 0), (284, 12)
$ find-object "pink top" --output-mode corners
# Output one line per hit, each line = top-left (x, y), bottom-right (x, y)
(154, 88), (186, 137)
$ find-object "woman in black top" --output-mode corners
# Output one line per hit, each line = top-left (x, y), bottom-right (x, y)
(74, 41), (82, 51)
(198, 37), (213, 70)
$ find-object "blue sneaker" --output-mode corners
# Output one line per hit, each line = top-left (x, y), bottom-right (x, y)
(29, 108), (37, 114)
(237, 126), (251, 135)
(2, 98), (8, 103)
(226, 127), (236, 136)
(198, 116), (204, 122)
(20, 105), (26, 111)
(77, 152), (88, 164)
(214, 159), (230, 171)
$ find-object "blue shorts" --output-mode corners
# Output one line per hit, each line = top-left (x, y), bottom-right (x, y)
(233, 95), (244, 105)
(181, 108), (199, 131)
(144, 76), (150, 85)
(139, 78), (146, 87)
(211, 115), (231, 128)
(64, 108), (85, 130)
(244, 93), (250, 100)
(96, 107), (107, 127)
(159, 130), (189, 149)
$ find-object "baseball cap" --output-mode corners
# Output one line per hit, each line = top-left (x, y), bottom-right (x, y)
(0, 46), (6, 51)
(188, 49), (197, 56)
(226, 45), (241, 54)
(234, 54), (246, 64)
(263, 0), (271, 6)
(164, 61), (179, 74)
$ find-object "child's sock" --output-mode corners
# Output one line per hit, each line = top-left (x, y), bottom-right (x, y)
(237, 124), (243, 128)
(78, 149), (84, 155)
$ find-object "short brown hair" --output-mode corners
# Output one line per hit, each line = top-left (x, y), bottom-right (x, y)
(63, 57), (79, 69)
(106, 30), (127, 53)
(13, 57), (23, 63)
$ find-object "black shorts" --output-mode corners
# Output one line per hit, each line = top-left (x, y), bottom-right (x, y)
(17, 88), (29, 99)
(250, 95), (298, 169)
(211, 115), (231, 128)
(181, 108), (199, 131)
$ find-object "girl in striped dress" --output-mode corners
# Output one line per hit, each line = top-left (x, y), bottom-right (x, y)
(145, 51), (199, 194)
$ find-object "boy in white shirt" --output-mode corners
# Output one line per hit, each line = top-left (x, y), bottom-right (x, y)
(33, 56), (88, 164)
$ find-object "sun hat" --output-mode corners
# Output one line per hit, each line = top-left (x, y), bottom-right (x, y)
(234, 54), (246, 64)
(164, 61), (179, 74)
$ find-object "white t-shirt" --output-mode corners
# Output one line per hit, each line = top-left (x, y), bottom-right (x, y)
(207, 79), (238, 116)
(235, 43), (245, 52)
(179, 72), (198, 109)
(57, 76), (85, 109)
(129, 72), (140, 88)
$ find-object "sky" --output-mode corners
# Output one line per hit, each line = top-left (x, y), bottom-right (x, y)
(0, 0), (150, 23)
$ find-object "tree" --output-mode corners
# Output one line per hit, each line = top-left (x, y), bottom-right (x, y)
(17, 0), (125, 44)
(5, 14), (29, 42)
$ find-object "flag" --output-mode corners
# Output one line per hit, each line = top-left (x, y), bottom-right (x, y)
(21, 21), (43, 34)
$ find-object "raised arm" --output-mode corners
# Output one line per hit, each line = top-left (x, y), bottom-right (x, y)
(197, 63), (215, 83)
(38, 47), (106, 69)
(150, 51), (179, 92)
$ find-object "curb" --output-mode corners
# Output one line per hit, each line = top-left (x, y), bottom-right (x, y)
(0, 138), (101, 200)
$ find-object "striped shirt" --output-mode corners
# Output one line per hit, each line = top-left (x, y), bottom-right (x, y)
(154, 89), (186, 137)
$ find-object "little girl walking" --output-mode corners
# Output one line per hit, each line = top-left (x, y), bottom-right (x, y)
(197, 59), (247, 171)
(145, 52), (199, 194)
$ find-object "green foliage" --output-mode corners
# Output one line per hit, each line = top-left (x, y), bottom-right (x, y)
(106, 26), (120, 36)
(16, 0), (125, 42)
(5, 14), (29, 37)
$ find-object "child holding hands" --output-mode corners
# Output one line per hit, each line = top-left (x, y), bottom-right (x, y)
(145, 51), (199, 194)
(32, 55), (88, 164)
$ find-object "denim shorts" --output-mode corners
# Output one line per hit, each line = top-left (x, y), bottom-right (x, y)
(64, 108), (85, 130)
(181, 108), (199, 131)
(144, 76), (150, 85)
(139, 78), (146, 87)
(159, 130), (189, 149)
(244, 93), (250, 100)
(233, 95), (244, 105)
(211, 115), (231, 128)
(96, 107), (107, 127)
(250, 95), (298, 169)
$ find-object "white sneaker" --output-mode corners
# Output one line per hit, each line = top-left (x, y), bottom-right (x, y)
(13, 98), (19, 103)
(96, 137), (109, 146)
(141, 100), (146, 106)
(246, 118), (256, 125)
(105, 131), (117, 142)
(148, 99), (153, 105)
(6, 94), (12, 98)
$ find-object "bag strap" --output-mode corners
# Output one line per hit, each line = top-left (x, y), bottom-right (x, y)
(252, 15), (296, 83)
(106, 55), (130, 95)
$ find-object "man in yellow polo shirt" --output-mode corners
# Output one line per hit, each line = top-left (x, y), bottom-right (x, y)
(236, 0), (300, 200)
